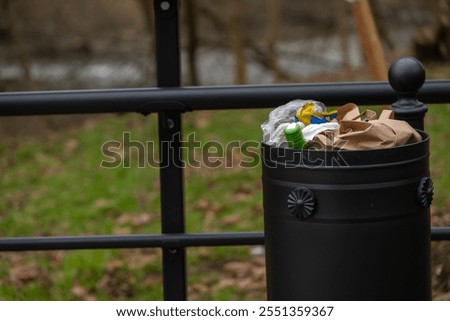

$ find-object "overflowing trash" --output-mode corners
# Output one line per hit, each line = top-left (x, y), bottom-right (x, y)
(261, 99), (422, 150)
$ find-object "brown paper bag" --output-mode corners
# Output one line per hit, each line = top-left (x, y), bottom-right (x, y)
(336, 103), (377, 122)
(312, 105), (422, 150)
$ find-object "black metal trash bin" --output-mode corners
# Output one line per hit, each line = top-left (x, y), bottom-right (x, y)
(261, 131), (432, 300)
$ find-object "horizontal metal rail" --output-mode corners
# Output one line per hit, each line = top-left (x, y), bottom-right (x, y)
(0, 232), (265, 251)
(0, 228), (449, 252)
(0, 80), (449, 116)
(430, 227), (450, 241)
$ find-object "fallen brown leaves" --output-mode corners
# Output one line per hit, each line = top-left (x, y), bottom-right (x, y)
(2, 204), (449, 300)
(4, 253), (53, 291)
(431, 206), (450, 300)
(188, 254), (266, 300)
(10, 263), (41, 284)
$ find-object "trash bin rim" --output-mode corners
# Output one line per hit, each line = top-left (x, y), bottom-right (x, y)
(261, 130), (429, 168)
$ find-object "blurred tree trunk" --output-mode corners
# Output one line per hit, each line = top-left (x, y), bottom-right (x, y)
(266, 0), (282, 81)
(429, 0), (441, 23)
(2, 0), (36, 90)
(137, 0), (155, 60)
(414, 0), (450, 61)
(435, 0), (450, 60)
(228, 0), (246, 84)
(200, 2), (297, 82)
(184, 0), (199, 85)
(336, 0), (350, 71)
(370, 0), (395, 50)
(350, 0), (387, 80)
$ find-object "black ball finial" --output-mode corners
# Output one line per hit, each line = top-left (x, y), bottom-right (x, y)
(388, 57), (425, 94)
(388, 57), (427, 130)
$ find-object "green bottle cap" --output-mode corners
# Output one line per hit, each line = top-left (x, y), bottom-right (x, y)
(284, 123), (306, 149)
(284, 123), (300, 134)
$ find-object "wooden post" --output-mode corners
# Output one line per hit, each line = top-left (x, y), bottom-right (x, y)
(349, 0), (387, 80)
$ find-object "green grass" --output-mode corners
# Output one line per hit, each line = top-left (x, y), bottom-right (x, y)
(427, 104), (450, 206)
(0, 109), (269, 300)
(0, 101), (449, 300)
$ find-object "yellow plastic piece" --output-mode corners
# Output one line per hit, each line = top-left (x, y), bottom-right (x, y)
(295, 102), (316, 125)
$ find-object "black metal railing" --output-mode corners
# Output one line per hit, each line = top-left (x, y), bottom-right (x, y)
(0, 0), (450, 300)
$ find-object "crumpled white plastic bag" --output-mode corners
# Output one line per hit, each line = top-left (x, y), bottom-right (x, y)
(261, 99), (324, 146)
(301, 122), (340, 141)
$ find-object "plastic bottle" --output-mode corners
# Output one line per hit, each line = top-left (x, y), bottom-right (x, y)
(284, 123), (306, 149)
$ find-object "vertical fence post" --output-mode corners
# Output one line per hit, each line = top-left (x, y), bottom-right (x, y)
(388, 57), (427, 130)
(154, 0), (187, 300)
